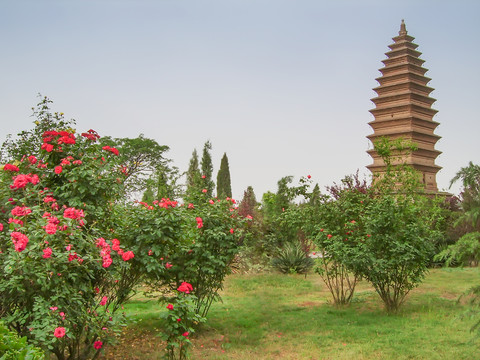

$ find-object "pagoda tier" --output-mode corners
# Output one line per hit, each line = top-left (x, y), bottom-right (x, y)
(367, 20), (442, 192)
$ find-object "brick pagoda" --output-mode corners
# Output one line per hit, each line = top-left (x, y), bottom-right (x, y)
(367, 20), (441, 192)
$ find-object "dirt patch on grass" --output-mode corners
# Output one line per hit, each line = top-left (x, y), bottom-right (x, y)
(99, 329), (165, 360)
(440, 292), (460, 300)
(298, 301), (322, 307)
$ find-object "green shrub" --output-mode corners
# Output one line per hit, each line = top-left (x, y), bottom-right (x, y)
(358, 194), (435, 313)
(0, 322), (45, 360)
(435, 232), (480, 266)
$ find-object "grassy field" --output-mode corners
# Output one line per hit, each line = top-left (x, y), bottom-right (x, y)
(100, 268), (480, 359)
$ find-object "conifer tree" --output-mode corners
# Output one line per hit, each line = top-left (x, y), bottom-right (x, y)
(216, 153), (232, 199)
(142, 183), (155, 203)
(185, 149), (202, 200)
(201, 141), (215, 197)
(310, 183), (322, 206)
(238, 186), (258, 218)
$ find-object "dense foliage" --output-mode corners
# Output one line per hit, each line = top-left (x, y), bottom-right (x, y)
(200, 141), (215, 197)
(0, 321), (45, 360)
(0, 102), (132, 359)
(295, 173), (369, 305)
(216, 152), (232, 199)
(0, 98), (248, 360)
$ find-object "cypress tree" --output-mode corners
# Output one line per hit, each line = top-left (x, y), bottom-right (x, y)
(185, 149), (202, 201)
(187, 149), (200, 188)
(310, 183), (321, 206)
(155, 169), (170, 199)
(142, 182), (155, 203)
(216, 153), (232, 199)
(201, 141), (215, 197)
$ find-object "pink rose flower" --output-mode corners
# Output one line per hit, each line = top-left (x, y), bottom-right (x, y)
(11, 232), (29, 252)
(122, 251), (134, 261)
(43, 247), (53, 259)
(54, 327), (66, 338)
(177, 282), (193, 294)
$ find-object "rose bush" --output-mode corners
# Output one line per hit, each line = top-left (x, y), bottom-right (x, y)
(116, 194), (248, 318)
(161, 282), (205, 360)
(0, 98), (253, 359)
(0, 156), (134, 359)
(291, 174), (370, 305)
(0, 99), (135, 359)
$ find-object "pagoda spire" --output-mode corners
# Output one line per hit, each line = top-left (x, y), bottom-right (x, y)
(399, 19), (407, 35)
(366, 21), (442, 192)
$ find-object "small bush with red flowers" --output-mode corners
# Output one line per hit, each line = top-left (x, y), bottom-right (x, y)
(285, 174), (370, 305)
(114, 194), (246, 359)
(162, 282), (205, 360)
(116, 194), (247, 317)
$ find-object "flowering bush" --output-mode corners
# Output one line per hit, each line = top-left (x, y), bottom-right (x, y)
(0, 100), (135, 359)
(161, 283), (205, 360)
(116, 194), (247, 318)
(0, 98), (250, 359)
(296, 175), (370, 305)
(112, 193), (246, 359)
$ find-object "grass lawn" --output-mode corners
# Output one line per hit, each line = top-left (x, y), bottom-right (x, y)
(100, 268), (480, 359)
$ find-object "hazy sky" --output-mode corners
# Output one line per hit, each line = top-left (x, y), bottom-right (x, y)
(2, 0), (479, 200)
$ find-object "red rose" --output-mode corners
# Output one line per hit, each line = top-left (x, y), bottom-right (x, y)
(44, 223), (57, 235)
(102, 145), (119, 156)
(111, 239), (121, 251)
(54, 166), (63, 174)
(54, 327), (66, 338)
(93, 341), (103, 350)
(43, 247), (53, 259)
(41, 143), (54, 152)
(63, 207), (84, 220)
(166, 304), (174, 310)
(122, 251), (134, 261)
(102, 256), (112, 268)
(11, 206), (32, 217)
(3, 164), (19, 172)
(11, 232), (29, 252)
(177, 282), (193, 294)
